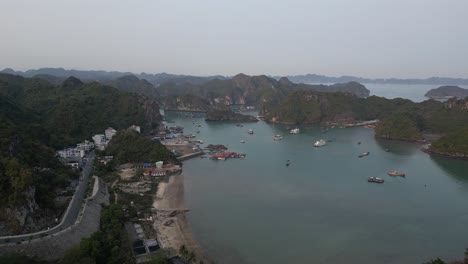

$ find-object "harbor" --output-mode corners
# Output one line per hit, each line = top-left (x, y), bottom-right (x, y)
(165, 111), (468, 264)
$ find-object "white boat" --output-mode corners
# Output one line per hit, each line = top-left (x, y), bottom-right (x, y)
(240, 140), (245, 143)
(248, 129), (254, 134)
(290, 128), (300, 134)
(273, 134), (283, 141)
(314, 139), (327, 147)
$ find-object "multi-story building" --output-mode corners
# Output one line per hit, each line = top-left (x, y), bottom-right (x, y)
(76, 140), (94, 152)
(57, 148), (85, 159)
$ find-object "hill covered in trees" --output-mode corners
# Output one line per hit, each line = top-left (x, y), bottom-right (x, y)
(0, 74), (162, 147)
(106, 130), (176, 164)
(0, 73), (166, 234)
(158, 74), (369, 112)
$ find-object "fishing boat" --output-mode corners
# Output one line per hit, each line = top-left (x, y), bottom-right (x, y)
(368, 177), (384, 183)
(273, 134), (283, 141)
(314, 139), (327, 147)
(290, 128), (300, 134)
(388, 170), (406, 177)
(358, 151), (370, 158)
(248, 129), (254, 134)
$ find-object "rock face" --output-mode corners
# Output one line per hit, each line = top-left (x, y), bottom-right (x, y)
(156, 74), (370, 111)
(163, 94), (211, 112)
(140, 96), (163, 129)
(425, 86), (468, 99)
(205, 109), (258, 122)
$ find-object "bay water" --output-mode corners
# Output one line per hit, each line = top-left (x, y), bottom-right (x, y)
(164, 84), (468, 264)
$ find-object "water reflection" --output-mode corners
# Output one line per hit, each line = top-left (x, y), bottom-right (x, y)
(375, 138), (419, 156)
(431, 156), (468, 185)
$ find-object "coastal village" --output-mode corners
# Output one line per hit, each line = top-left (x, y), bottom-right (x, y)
(53, 121), (211, 263)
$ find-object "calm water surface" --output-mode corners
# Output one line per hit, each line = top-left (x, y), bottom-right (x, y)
(164, 112), (468, 264)
(309, 83), (468, 102)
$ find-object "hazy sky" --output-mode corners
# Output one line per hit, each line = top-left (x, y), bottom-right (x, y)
(1, 0), (467, 78)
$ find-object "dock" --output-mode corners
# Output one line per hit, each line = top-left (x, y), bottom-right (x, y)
(177, 151), (205, 161)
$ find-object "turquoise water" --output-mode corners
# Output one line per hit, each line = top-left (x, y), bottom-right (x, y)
(165, 112), (468, 264)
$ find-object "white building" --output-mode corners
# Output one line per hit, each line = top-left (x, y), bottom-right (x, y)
(92, 134), (108, 150)
(105, 127), (117, 140)
(128, 125), (141, 133)
(76, 140), (94, 152)
(57, 148), (85, 158)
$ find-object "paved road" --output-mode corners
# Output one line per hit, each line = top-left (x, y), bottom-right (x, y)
(0, 151), (95, 244)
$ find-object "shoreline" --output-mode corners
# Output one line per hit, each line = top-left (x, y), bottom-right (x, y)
(421, 146), (468, 160)
(153, 174), (209, 262)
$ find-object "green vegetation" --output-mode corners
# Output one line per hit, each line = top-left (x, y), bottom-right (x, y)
(0, 73), (162, 148)
(108, 75), (160, 98)
(157, 74), (369, 110)
(0, 73), (164, 234)
(431, 128), (468, 156)
(105, 130), (176, 164)
(0, 116), (75, 210)
(262, 91), (468, 150)
(205, 109), (258, 122)
(374, 113), (423, 141)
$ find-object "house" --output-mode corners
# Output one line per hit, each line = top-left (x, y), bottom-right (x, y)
(105, 127), (117, 140)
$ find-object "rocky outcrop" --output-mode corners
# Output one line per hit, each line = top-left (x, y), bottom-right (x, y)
(205, 109), (258, 122)
(156, 74), (370, 111)
(139, 96), (163, 129)
(0, 187), (57, 236)
(163, 94), (211, 112)
(425, 86), (468, 99)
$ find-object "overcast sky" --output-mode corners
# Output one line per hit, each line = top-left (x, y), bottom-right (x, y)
(1, 0), (467, 78)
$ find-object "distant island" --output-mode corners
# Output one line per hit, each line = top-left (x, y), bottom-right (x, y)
(3, 67), (468, 86)
(425, 86), (468, 99)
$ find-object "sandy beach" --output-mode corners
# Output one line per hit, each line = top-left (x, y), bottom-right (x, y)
(153, 174), (208, 262)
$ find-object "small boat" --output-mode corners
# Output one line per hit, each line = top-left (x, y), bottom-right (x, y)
(240, 140), (245, 144)
(290, 128), (300, 134)
(358, 151), (370, 158)
(368, 177), (384, 183)
(273, 134), (283, 141)
(384, 148), (390, 152)
(286, 160), (291, 166)
(236, 124), (244, 127)
(314, 139), (327, 147)
(388, 170), (406, 177)
(358, 141), (361, 145)
(195, 123), (201, 127)
(248, 129), (254, 135)
(196, 129), (200, 133)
